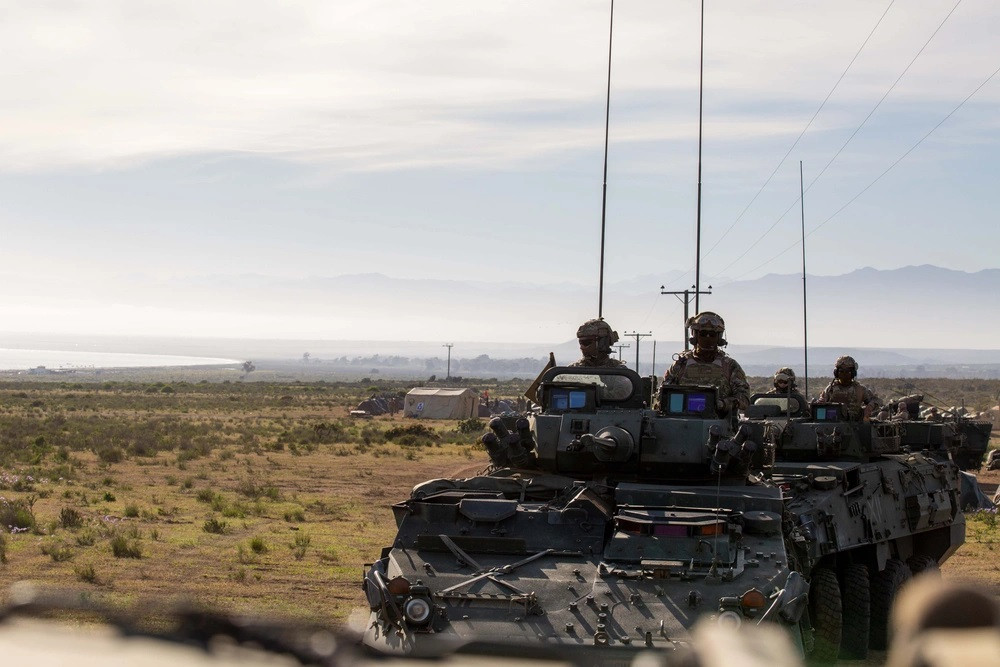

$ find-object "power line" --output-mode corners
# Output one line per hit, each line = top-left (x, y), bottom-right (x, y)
(712, 0), (965, 280)
(623, 331), (651, 374)
(702, 0), (897, 260)
(801, 0), (964, 194)
(660, 285), (712, 350)
(720, 61), (1000, 283)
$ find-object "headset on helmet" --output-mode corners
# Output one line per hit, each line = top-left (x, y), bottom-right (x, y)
(835, 355), (858, 379)
(687, 311), (727, 346)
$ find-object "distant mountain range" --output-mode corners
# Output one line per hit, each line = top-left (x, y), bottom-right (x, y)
(3, 264), (999, 378)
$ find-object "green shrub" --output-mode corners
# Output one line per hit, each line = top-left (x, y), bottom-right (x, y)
(0, 497), (36, 531)
(457, 418), (485, 434)
(283, 508), (306, 522)
(221, 502), (247, 519)
(110, 534), (142, 559)
(203, 518), (228, 534)
(41, 541), (74, 562)
(75, 563), (99, 583)
(76, 529), (97, 546)
(195, 488), (217, 503)
(97, 447), (125, 464)
(236, 478), (280, 501)
(290, 533), (311, 561)
(249, 536), (268, 554)
(60, 507), (84, 529)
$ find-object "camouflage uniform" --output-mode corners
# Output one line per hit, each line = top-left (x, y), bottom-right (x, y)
(816, 355), (882, 418)
(766, 367), (808, 415)
(569, 318), (625, 368)
(569, 355), (625, 368)
(662, 350), (750, 413)
(816, 380), (881, 411)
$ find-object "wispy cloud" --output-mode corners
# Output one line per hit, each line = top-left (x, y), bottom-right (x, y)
(3, 1), (997, 172)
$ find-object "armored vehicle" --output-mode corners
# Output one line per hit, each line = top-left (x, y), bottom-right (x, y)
(362, 366), (973, 662)
(878, 394), (993, 470)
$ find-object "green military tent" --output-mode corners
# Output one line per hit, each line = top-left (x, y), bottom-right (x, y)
(403, 387), (478, 419)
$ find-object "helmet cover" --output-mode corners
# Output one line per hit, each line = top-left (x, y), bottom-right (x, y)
(775, 366), (796, 382)
(687, 311), (725, 332)
(576, 319), (619, 346)
(835, 355), (858, 372)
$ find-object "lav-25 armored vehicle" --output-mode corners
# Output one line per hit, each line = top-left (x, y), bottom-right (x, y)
(362, 366), (975, 663)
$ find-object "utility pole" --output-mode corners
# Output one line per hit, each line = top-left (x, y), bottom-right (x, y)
(623, 331), (651, 375)
(612, 343), (630, 361)
(660, 284), (713, 350)
(442, 343), (453, 380)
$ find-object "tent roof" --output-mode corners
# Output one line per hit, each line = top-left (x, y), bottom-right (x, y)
(406, 387), (478, 397)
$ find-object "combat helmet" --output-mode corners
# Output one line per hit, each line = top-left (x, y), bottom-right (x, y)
(835, 355), (858, 378)
(577, 318), (619, 354)
(774, 366), (796, 388)
(687, 311), (727, 346)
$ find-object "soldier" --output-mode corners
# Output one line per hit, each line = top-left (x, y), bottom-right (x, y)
(816, 355), (882, 420)
(569, 318), (626, 368)
(766, 367), (808, 416)
(661, 311), (750, 416)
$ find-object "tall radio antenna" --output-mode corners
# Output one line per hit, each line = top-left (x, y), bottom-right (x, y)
(800, 161), (809, 398)
(598, 0), (614, 318)
(694, 0), (705, 313)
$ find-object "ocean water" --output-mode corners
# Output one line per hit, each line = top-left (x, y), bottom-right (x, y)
(0, 347), (239, 371)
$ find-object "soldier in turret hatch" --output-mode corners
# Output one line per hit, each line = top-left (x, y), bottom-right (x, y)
(661, 311), (750, 416)
(816, 355), (882, 420)
(766, 367), (808, 416)
(569, 318), (626, 368)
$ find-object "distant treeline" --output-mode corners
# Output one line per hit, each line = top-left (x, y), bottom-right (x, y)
(318, 355), (1000, 380)
(321, 354), (547, 375)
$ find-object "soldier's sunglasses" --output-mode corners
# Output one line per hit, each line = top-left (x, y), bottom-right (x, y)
(579, 337), (598, 345)
(696, 330), (718, 337)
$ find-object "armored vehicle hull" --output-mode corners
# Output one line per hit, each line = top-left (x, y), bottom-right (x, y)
(362, 367), (970, 661)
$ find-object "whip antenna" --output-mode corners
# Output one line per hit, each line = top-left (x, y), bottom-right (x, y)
(694, 0), (705, 312)
(598, 0), (614, 317)
(800, 161), (809, 398)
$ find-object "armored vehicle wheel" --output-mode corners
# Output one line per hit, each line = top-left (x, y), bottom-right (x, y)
(839, 564), (870, 660)
(870, 559), (911, 650)
(907, 555), (940, 576)
(808, 568), (842, 663)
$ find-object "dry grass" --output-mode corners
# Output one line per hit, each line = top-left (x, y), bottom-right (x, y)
(0, 441), (476, 624)
(0, 378), (995, 631)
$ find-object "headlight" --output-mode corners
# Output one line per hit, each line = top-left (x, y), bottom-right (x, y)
(739, 588), (767, 614)
(403, 597), (433, 625)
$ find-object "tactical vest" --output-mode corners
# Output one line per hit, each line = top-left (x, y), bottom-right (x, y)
(669, 354), (734, 397)
(822, 382), (865, 406)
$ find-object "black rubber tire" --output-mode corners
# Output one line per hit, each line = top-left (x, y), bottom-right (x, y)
(870, 559), (911, 650)
(839, 564), (870, 660)
(808, 567), (843, 663)
(907, 555), (940, 577)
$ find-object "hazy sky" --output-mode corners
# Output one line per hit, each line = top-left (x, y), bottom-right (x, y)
(2, 1), (998, 344)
